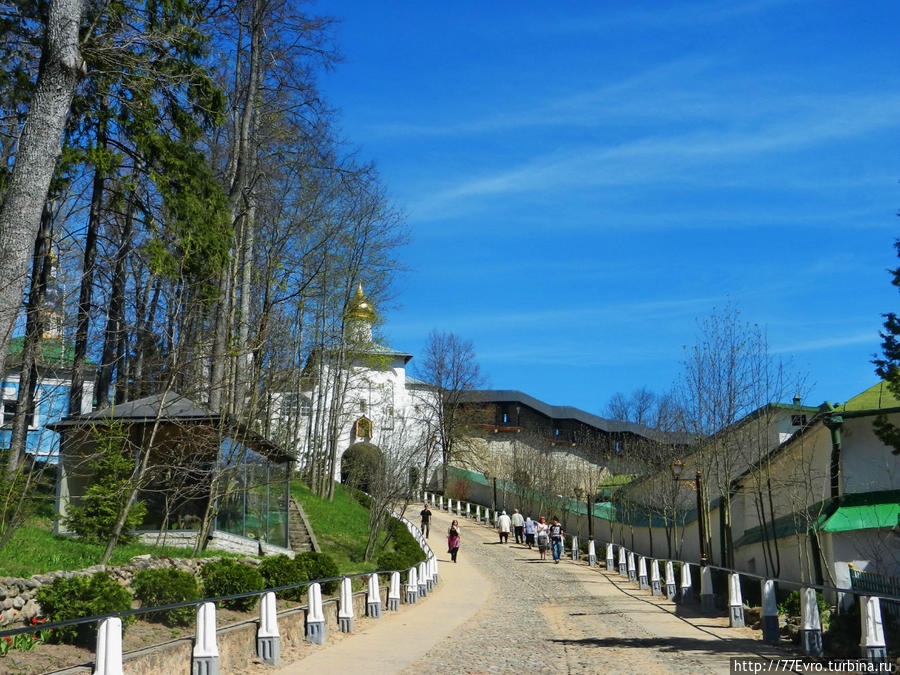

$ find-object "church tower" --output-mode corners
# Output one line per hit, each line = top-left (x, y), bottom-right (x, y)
(345, 283), (376, 345)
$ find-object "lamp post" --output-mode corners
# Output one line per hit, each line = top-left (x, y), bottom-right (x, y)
(483, 470), (497, 513)
(671, 459), (708, 566)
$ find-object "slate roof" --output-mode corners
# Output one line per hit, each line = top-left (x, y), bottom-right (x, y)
(458, 389), (692, 444)
(49, 392), (293, 461)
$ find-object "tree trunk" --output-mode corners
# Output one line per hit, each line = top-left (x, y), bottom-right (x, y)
(95, 191), (134, 409)
(6, 203), (53, 474)
(0, 0), (84, 402)
(69, 109), (106, 416)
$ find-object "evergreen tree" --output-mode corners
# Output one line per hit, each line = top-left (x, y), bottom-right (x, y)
(873, 238), (900, 455)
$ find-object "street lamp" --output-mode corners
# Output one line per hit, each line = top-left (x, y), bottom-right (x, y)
(483, 470), (498, 513)
(671, 459), (709, 566)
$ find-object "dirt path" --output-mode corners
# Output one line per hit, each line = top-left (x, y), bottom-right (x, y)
(278, 507), (795, 674)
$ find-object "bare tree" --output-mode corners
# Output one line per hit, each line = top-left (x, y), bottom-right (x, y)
(415, 331), (485, 490)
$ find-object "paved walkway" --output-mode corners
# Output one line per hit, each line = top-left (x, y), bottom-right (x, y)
(275, 507), (794, 674)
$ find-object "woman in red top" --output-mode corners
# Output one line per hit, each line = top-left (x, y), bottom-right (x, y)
(447, 520), (461, 563)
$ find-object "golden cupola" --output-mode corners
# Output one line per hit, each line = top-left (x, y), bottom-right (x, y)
(347, 283), (376, 322)
(346, 283), (376, 343)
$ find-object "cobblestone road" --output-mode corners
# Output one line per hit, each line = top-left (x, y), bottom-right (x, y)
(405, 508), (791, 675)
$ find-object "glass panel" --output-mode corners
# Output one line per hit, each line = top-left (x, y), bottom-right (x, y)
(266, 461), (289, 548)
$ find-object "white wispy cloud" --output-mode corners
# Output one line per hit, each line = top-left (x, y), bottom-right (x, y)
(771, 331), (880, 355)
(407, 90), (900, 221)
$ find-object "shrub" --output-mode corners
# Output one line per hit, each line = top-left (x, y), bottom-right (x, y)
(133, 568), (201, 626)
(377, 521), (424, 571)
(259, 554), (306, 601)
(778, 589), (829, 618)
(295, 551), (340, 594)
(36, 572), (133, 646)
(200, 559), (264, 611)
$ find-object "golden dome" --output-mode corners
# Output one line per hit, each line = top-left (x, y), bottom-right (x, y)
(347, 283), (376, 323)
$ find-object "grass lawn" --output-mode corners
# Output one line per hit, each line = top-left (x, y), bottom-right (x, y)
(0, 517), (225, 578)
(290, 480), (386, 575)
(0, 480), (398, 579)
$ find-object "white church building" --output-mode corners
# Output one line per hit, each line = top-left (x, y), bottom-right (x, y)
(274, 284), (438, 482)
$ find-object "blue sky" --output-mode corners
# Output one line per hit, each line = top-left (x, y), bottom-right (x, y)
(315, 0), (900, 415)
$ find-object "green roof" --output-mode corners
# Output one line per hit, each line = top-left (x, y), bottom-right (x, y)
(733, 490), (900, 547)
(6, 336), (88, 369)
(836, 382), (900, 412)
(820, 490), (900, 533)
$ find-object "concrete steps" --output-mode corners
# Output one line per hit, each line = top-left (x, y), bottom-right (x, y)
(288, 497), (320, 553)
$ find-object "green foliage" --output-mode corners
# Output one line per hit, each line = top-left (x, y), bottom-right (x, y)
(200, 559), (264, 611)
(295, 551), (340, 594)
(377, 520), (425, 571)
(259, 554), (306, 601)
(340, 442), (383, 494)
(132, 568), (201, 626)
(36, 573), (133, 646)
(778, 590), (829, 619)
(62, 424), (146, 545)
(873, 238), (900, 454)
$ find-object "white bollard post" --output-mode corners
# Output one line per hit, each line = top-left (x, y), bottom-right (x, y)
(484, 508), (490, 525)
(680, 563), (693, 604)
(800, 587), (823, 657)
(476, 505), (481, 522)
(728, 574), (745, 627)
(338, 577), (354, 633)
(571, 536), (579, 561)
(618, 547), (627, 575)
(423, 557), (433, 591)
(650, 559), (662, 596)
(700, 566), (714, 612)
(860, 596), (888, 663)
(193, 602), (219, 675)
(448, 497), (453, 512)
(306, 583), (326, 644)
(588, 539), (597, 567)
(417, 561), (428, 598)
(257, 591), (280, 664)
(761, 580), (779, 643)
(367, 573), (382, 618)
(627, 552), (637, 582)
(388, 571), (401, 611)
(606, 543), (614, 571)
(424, 491), (429, 503)
(665, 561), (676, 600)
(466, 503), (471, 519)
(457, 501), (462, 517)
(95, 616), (123, 675)
(439, 495), (444, 511)
(638, 556), (649, 590)
(431, 554), (440, 585)
(431, 493), (436, 506)
(406, 567), (419, 604)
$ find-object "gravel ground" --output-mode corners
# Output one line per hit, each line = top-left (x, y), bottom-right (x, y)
(405, 508), (792, 675)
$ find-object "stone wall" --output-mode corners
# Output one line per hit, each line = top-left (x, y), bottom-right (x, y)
(0, 554), (259, 629)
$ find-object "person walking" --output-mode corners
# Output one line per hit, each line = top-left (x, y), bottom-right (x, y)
(523, 515), (536, 549)
(510, 508), (525, 544)
(448, 520), (461, 563)
(536, 516), (550, 560)
(497, 510), (512, 543)
(549, 516), (564, 563)
(420, 503), (432, 538)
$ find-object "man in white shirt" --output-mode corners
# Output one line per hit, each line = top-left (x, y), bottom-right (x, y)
(510, 508), (525, 544)
(497, 510), (512, 544)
